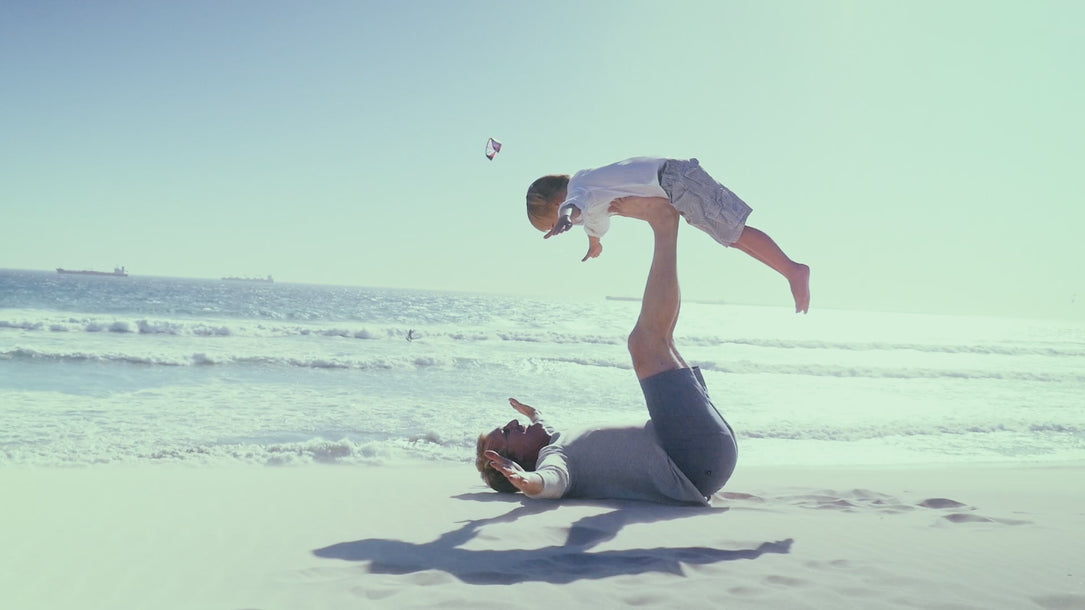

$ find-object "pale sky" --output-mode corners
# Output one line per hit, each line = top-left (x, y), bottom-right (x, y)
(2, 1), (1082, 319)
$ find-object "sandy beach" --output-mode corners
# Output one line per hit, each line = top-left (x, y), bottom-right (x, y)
(3, 462), (1082, 610)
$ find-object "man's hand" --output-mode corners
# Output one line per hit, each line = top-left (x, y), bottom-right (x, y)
(544, 216), (573, 239)
(581, 236), (602, 262)
(484, 450), (544, 495)
(508, 397), (538, 420)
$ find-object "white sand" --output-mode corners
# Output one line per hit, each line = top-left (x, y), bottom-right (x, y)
(2, 462), (1083, 609)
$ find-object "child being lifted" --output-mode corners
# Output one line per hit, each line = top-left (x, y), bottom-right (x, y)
(527, 157), (810, 313)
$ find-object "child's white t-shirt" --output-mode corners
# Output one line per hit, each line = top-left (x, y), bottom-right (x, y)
(563, 157), (668, 238)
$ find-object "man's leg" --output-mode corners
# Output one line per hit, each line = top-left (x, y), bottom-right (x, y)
(612, 196), (738, 496)
(609, 197), (687, 380)
(483, 199), (735, 496)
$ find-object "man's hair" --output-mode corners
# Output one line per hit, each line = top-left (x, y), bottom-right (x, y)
(526, 174), (569, 232)
(475, 433), (518, 493)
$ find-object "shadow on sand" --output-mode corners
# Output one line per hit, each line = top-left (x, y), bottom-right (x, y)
(313, 493), (792, 585)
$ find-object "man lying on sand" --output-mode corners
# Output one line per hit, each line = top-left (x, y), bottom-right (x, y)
(476, 196), (738, 505)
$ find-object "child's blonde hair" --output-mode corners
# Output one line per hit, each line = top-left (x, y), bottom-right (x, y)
(525, 174), (569, 232)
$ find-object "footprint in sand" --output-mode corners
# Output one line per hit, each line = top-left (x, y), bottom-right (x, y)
(918, 497), (967, 509)
(764, 574), (810, 587)
(718, 491), (765, 502)
(918, 497), (1031, 526)
(942, 513), (995, 523)
(940, 513), (1031, 526)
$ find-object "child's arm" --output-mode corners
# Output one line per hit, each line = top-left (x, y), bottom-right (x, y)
(543, 201), (602, 260)
(543, 204), (578, 239)
(581, 236), (602, 262)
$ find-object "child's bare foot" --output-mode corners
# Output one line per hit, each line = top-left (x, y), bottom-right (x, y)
(789, 263), (810, 314)
(609, 196), (677, 226)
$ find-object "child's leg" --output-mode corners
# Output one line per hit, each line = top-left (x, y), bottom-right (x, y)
(732, 226), (810, 314)
(657, 159), (810, 313)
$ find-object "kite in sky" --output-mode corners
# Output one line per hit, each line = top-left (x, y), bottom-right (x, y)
(485, 137), (502, 160)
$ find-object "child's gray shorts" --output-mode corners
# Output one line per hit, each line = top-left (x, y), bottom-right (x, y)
(659, 158), (752, 246)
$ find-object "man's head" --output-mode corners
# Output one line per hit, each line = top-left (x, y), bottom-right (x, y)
(526, 175), (569, 232)
(475, 419), (552, 493)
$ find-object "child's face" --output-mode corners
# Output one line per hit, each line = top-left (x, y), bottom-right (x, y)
(530, 199), (562, 232)
(539, 203), (560, 232)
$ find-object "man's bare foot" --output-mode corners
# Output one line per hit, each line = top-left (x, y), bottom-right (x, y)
(789, 263), (811, 314)
(608, 196), (677, 226)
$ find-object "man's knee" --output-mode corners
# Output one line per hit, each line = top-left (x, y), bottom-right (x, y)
(628, 327), (682, 378)
(627, 326), (659, 360)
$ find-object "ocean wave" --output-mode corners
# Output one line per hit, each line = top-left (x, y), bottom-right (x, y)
(496, 331), (623, 345)
(85, 321), (134, 333)
(136, 319), (232, 336)
(3, 347), (190, 367)
(695, 360), (1085, 383)
(139, 438), (391, 465)
(683, 336), (1085, 358)
(0, 347), (487, 371)
(741, 421), (1085, 444)
(0, 320), (44, 331)
(1, 435), (474, 467)
(535, 356), (632, 371)
(0, 313), (633, 353)
(5, 344), (1084, 385)
(1, 314), (464, 343)
(4, 312), (1084, 358)
(532, 355), (1085, 384)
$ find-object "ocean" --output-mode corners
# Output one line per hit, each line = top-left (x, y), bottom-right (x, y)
(1, 269), (1083, 469)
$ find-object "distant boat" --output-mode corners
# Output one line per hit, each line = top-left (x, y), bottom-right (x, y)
(221, 275), (274, 283)
(57, 266), (128, 277)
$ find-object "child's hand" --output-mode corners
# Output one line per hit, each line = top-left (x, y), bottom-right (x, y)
(544, 217), (573, 239)
(581, 236), (602, 262)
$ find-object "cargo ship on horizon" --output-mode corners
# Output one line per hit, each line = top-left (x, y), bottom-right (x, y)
(56, 266), (128, 277)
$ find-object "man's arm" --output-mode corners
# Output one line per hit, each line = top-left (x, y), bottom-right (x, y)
(508, 398), (539, 421)
(485, 448), (569, 499)
(525, 449), (570, 499)
(484, 451), (544, 495)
